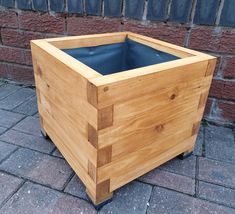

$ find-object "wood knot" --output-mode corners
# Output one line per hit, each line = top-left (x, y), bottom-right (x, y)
(37, 66), (43, 77)
(155, 124), (164, 132)
(103, 86), (109, 92)
(170, 94), (176, 100)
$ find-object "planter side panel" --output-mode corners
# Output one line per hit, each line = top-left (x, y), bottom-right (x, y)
(97, 58), (216, 191)
(31, 41), (98, 196)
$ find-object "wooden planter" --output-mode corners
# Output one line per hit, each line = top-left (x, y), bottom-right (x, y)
(31, 32), (216, 206)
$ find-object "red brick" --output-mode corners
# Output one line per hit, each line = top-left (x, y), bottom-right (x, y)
(204, 98), (213, 116)
(189, 27), (220, 52)
(0, 10), (18, 28)
(0, 46), (32, 66)
(1, 28), (46, 48)
(221, 57), (235, 79)
(0, 63), (8, 78)
(67, 17), (121, 35)
(217, 101), (235, 122)
(209, 79), (235, 101)
(124, 22), (187, 46)
(19, 11), (65, 34)
(0, 63), (34, 84)
(219, 30), (235, 54)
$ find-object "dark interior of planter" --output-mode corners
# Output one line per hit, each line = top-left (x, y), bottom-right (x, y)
(62, 38), (180, 75)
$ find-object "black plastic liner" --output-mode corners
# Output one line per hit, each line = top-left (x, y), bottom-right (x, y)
(62, 39), (179, 75)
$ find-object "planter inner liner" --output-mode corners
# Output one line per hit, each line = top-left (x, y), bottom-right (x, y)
(62, 38), (179, 75)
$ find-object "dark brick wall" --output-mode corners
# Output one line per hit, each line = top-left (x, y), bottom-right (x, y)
(0, 0), (234, 125)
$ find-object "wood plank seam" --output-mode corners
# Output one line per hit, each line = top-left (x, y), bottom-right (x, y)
(192, 121), (200, 136)
(198, 91), (209, 109)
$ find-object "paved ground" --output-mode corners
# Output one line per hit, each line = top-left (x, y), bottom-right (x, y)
(0, 82), (234, 214)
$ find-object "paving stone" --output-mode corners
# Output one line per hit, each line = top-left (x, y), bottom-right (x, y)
(13, 96), (38, 116)
(32, 0), (48, 11)
(0, 109), (25, 128)
(205, 125), (235, 163)
(0, 88), (35, 110)
(139, 169), (195, 195)
(147, 0), (169, 21)
(67, 0), (83, 13)
(0, 141), (18, 163)
(0, 148), (73, 190)
(125, 0), (145, 20)
(64, 175), (88, 200)
(0, 172), (23, 205)
(220, 0), (235, 27)
(49, 0), (64, 12)
(52, 148), (64, 158)
(0, 84), (22, 100)
(0, 182), (96, 214)
(0, 126), (7, 135)
(169, 0), (192, 23)
(85, 0), (102, 16)
(12, 116), (41, 137)
(194, 0), (220, 25)
(0, 129), (54, 154)
(104, 0), (122, 17)
(100, 181), (152, 214)
(147, 186), (235, 214)
(198, 181), (235, 209)
(17, 0), (31, 10)
(159, 155), (196, 178)
(193, 126), (203, 156)
(198, 157), (235, 188)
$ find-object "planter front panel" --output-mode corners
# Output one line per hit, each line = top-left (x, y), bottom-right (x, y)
(31, 32), (216, 205)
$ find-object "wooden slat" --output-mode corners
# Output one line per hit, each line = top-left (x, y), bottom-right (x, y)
(97, 127), (195, 183)
(93, 59), (209, 108)
(38, 91), (97, 166)
(32, 43), (98, 129)
(110, 135), (196, 191)
(46, 32), (127, 49)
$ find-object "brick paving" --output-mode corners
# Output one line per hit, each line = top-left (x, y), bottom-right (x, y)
(0, 82), (234, 214)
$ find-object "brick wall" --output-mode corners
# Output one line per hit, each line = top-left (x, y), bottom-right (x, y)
(0, 0), (234, 125)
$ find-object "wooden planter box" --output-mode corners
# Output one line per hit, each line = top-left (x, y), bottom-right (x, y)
(31, 32), (216, 206)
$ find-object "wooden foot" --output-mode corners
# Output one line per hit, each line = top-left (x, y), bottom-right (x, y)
(178, 151), (193, 160)
(86, 188), (113, 210)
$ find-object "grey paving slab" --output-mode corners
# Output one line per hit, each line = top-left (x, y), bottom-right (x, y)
(198, 181), (235, 209)
(0, 182), (96, 214)
(0, 127), (7, 135)
(0, 84), (22, 100)
(13, 96), (38, 116)
(0, 141), (18, 163)
(12, 116), (41, 137)
(159, 155), (196, 178)
(198, 157), (235, 188)
(139, 169), (195, 195)
(205, 125), (235, 163)
(0, 129), (54, 154)
(0, 88), (35, 110)
(0, 109), (25, 128)
(0, 172), (23, 205)
(147, 186), (235, 214)
(64, 175), (88, 200)
(193, 126), (203, 156)
(0, 148), (73, 190)
(99, 181), (152, 214)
